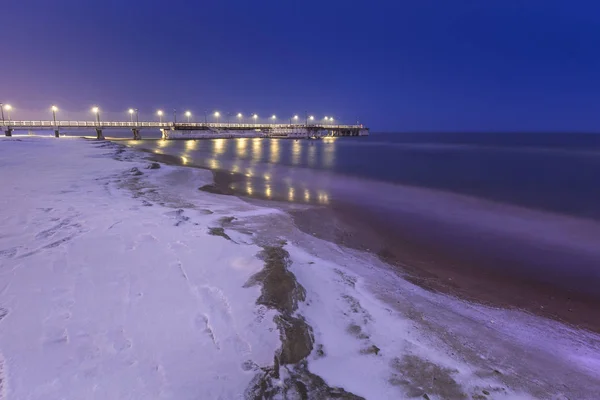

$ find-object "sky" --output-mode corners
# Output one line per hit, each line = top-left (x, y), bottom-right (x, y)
(2, 0), (600, 132)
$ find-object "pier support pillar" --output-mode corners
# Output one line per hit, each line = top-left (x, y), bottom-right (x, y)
(132, 128), (141, 140)
(160, 129), (169, 140)
(54, 130), (60, 138)
(4, 128), (13, 137)
(95, 129), (104, 140)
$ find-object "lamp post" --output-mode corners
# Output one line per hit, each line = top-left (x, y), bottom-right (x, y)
(0, 103), (4, 125)
(51, 105), (58, 125)
(214, 111), (220, 124)
(252, 114), (258, 125)
(129, 108), (134, 123)
(185, 111), (191, 123)
(92, 106), (100, 124)
(92, 106), (102, 139)
(204, 110), (207, 124)
(271, 115), (276, 124)
(173, 109), (177, 124)
(157, 110), (163, 123)
(4, 104), (12, 121)
(292, 115), (299, 125)
(51, 105), (59, 137)
(237, 113), (243, 124)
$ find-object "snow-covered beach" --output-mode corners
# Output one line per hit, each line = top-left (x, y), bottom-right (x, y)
(1, 137), (599, 399)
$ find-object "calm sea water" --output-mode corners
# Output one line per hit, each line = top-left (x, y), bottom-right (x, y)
(123, 132), (600, 220)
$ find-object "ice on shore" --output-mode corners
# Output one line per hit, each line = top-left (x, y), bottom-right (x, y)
(0, 137), (599, 399)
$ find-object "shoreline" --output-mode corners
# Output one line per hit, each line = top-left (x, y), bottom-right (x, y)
(138, 144), (600, 334)
(289, 203), (600, 333)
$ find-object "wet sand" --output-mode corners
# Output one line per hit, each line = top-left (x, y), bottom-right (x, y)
(147, 148), (600, 333)
(290, 203), (600, 333)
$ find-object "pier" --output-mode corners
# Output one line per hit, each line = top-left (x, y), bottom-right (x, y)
(1, 120), (369, 140)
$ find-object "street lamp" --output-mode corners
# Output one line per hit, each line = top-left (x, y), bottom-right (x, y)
(0, 103), (4, 124)
(51, 105), (58, 125)
(51, 106), (59, 137)
(92, 106), (100, 124)
(185, 110), (191, 123)
(157, 110), (163, 123)
(214, 111), (220, 123)
(129, 108), (135, 123)
(271, 115), (276, 123)
(237, 113), (243, 124)
(4, 104), (12, 121)
(252, 114), (258, 124)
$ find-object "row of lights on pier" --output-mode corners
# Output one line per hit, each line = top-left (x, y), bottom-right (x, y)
(1, 104), (335, 124)
(105, 108), (336, 124)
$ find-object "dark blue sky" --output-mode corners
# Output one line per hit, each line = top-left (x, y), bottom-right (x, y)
(2, 0), (600, 131)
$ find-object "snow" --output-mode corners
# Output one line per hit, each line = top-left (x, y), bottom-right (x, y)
(1, 136), (599, 399)
(0, 138), (279, 399)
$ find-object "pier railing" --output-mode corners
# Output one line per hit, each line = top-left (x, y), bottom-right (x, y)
(1, 120), (362, 130)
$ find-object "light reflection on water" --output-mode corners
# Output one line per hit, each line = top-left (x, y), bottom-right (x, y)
(292, 140), (301, 165)
(322, 139), (336, 169)
(133, 137), (339, 205)
(230, 178), (330, 205)
(236, 138), (248, 158)
(185, 140), (198, 151)
(209, 158), (220, 170)
(269, 140), (280, 163)
(252, 138), (262, 162)
(214, 138), (226, 155)
(307, 143), (316, 167)
(265, 184), (272, 199)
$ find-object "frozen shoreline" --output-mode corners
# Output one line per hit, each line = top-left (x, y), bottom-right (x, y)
(1, 137), (599, 399)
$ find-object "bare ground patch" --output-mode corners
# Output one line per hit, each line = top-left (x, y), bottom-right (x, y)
(244, 244), (364, 399)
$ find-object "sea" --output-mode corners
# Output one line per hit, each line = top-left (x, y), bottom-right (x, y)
(118, 131), (600, 219)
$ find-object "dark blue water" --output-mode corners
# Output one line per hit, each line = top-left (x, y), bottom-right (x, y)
(337, 132), (600, 220)
(124, 132), (600, 220)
